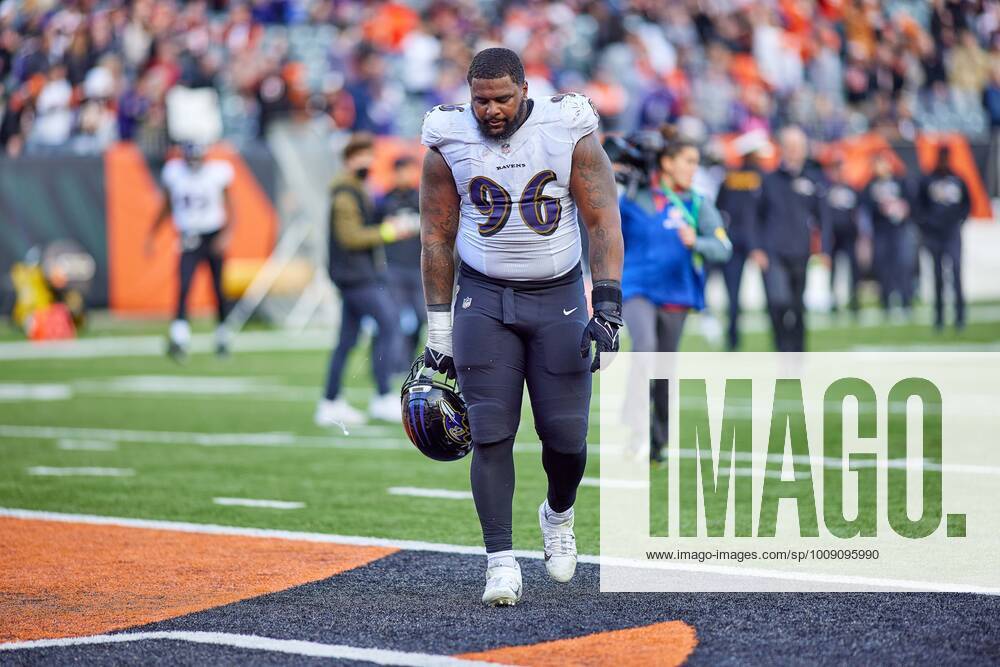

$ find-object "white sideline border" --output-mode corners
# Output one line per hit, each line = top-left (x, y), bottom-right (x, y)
(213, 497), (305, 510)
(1, 507), (997, 595)
(0, 631), (501, 666)
(388, 487), (473, 500)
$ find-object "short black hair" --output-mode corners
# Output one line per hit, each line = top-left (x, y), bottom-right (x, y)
(467, 48), (525, 85)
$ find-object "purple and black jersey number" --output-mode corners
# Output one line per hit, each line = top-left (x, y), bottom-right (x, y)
(519, 170), (561, 236)
(470, 170), (562, 237)
(469, 176), (512, 237)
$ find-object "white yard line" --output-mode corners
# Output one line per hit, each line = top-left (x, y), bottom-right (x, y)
(388, 487), (473, 500)
(2, 304), (998, 361)
(0, 330), (333, 361)
(26, 467), (134, 477)
(580, 477), (647, 489)
(0, 424), (552, 455)
(1, 507), (997, 594)
(56, 439), (118, 451)
(0, 383), (72, 401)
(0, 424), (410, 450)
(213, 497), (305, 510)
(0, 631), (500, 666)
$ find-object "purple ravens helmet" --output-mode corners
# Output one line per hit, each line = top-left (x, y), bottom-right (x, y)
(400, 356), (472, 461)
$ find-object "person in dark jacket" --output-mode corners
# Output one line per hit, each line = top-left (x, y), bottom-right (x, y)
(824, 159), (865, 315)
(619, 125), (732, 461)
(316, 133), (418, 428)
(753, 126), (828, 352)
(863, 152), (914, 317)
(377, 155), (425, 371)
(715, 139), (765, 350)
(917, 145), (971, 330)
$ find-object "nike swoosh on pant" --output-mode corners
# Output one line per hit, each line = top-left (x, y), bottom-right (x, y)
(563, 308), (578, 316)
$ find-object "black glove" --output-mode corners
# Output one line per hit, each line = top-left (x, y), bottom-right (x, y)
(424, 346), (456, 380)
(580, 279), (623, 373)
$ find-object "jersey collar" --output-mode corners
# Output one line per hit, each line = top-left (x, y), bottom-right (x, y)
(480, 99), (536, 159)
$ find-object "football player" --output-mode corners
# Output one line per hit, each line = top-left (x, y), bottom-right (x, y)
(146, 142), (234, 361)
(419, 48), (623, 606)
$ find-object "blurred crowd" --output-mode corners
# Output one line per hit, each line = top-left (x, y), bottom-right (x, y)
(3, 0), (1000, 158)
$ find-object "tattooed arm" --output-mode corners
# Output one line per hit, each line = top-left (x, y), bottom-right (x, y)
(570, 131), (623, 283)
(571, 131), (624, 372)
(419, 147), (461, 378)
(420, 147), (460, 306)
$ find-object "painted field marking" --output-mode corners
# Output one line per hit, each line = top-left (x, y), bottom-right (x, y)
(74, 375), (283, 395)
(0, 424), (550, 455)
(0, 631), (500, 666)
(0, 329), (334, 361)
(0, 424), (411, 450)
(56, 439), (118, 451)
(581, 477), (647, 489)
(2, 507), (997, 594)
(26, 467), (134, 477)
(213, 497), (305, 510)
(2, 304), (999, 361)
(0, 383), (72, 401)
(388, 487), (473, 500)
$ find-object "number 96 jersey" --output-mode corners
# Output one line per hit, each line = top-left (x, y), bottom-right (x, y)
(421, 93), (599, 281)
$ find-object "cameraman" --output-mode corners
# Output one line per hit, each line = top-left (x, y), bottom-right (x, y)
(612, 126), (732, 459)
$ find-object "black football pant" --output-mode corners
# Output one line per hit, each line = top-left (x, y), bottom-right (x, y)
(177, 230), (227, 322)
(829, 229), (859, 312)
(720, 247), (748, 350)
(622, 297), (687, 451)
(762, 254), (808, 352)
(387, 266), (426, 372)
(927, 228), (965, 328)
(324, 281), (399, 400)
(873, 225), (913, 311)
(454, 263), (591, 554)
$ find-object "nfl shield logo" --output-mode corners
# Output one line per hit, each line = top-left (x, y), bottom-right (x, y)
(462, 297), (472, 309)
(501, 143), (511, 155)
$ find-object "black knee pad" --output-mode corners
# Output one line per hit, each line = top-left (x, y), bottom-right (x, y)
(467, 401), (518, 446)
(535, 414), (588, 455)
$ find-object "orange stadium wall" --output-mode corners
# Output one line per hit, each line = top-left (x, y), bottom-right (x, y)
(105, 143), (278, 315)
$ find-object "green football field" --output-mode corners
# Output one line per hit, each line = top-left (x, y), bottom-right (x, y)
(1, 304), (998, 555)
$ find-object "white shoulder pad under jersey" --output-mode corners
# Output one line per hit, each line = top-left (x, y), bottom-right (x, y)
(420, 94), (600, 281)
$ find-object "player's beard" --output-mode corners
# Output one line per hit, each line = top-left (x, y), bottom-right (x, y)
(477, 98), (529, 142)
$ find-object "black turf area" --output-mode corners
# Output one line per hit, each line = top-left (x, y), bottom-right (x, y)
(5, 550), (1000, 665)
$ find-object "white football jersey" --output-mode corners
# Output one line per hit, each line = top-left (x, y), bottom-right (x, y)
(161, 158), (235, 235)
(421, 93), (600, 281)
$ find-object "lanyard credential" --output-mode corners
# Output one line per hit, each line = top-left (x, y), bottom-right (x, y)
(659, 187), (701, 230)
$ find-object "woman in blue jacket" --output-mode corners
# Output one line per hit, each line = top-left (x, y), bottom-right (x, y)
(619, 126), (732, 459)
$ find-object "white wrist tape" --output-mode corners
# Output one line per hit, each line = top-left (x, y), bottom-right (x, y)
(426, 310), (453, 356)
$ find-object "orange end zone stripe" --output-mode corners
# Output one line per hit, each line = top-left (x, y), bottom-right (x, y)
(0, 517), (396, 642)
(456, 621), (698, 666)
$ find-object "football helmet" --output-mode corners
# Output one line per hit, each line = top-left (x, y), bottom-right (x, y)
(400, 356), (473, 461)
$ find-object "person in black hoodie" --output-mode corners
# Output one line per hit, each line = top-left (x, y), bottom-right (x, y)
(753, 126), (827, 352)
(715, 141), (764, 350)
(917, 145), (970, 330)
(378, 155), (425, 370)
(316, 133), (418, 428)
(863, 152), (914, 317)
(824, 159), (865, 315)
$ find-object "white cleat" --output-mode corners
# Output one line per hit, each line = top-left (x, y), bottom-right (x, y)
(314, 398), (367, 428)
(368, 393), (402, 422)
(539, 501), (577, 583)
(482, 561), (522, 607)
